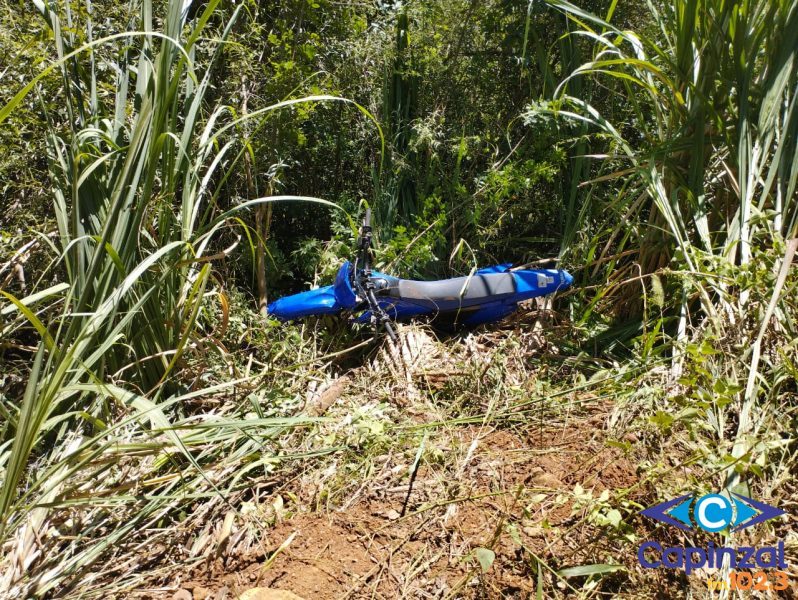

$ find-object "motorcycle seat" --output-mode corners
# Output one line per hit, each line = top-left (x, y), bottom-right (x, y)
(386, 272), (516, 308)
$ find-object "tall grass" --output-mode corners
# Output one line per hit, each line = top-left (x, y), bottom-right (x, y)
(0, 1), (369, 595)
(531, 0), (798, 489)
(377, 8), (419, 232)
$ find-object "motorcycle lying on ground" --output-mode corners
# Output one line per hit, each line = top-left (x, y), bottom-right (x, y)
(267, 210), (574, 341)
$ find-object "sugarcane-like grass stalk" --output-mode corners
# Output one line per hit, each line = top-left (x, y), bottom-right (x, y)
(533, 0), (798, 488)
(0, 1), (379, 595)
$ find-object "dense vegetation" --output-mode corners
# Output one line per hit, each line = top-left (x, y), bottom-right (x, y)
(1, 0), (796, 597)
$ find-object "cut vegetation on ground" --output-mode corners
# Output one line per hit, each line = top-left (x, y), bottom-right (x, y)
(1, 0), (798, 597)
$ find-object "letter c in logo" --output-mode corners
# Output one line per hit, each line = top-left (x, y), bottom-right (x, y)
(638, 541), (662, 568)
(694, 494), (732, 532)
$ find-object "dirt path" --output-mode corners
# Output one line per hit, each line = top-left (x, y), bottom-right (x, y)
(146, 413), (672, 599)
(131, 328), (700, 599)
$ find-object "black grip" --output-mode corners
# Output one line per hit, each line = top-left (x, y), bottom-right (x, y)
(366, 288), (397, 343)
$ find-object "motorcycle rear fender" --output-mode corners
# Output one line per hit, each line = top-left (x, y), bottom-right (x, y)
(512, 269), (573, 299)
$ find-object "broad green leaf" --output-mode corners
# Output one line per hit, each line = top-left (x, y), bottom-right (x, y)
(474, 548), (496, 573)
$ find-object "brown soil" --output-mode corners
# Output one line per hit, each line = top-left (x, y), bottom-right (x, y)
(139, 402), (667, 600)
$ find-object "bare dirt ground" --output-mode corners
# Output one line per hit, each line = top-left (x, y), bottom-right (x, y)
(128, 326), (794, 600)
(136, 406), (677, 599)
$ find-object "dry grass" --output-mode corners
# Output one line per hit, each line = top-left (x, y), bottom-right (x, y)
(58, 321), (787, 600)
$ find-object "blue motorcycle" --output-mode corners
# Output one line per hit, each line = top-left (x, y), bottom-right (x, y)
(268, 209), (573, 340)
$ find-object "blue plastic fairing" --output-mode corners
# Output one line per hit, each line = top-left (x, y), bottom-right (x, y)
(512, 269), (573, 299)
(268, 262), (574, 326)
(333, 261), (357, 307)
(267, 285), (339, 321)
(475, 263), (513, 274)
(267, 262), (359, 321)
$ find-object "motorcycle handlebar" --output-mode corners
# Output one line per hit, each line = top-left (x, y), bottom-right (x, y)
(356, 209), (398, 345)
(366, 288), (397, 343)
